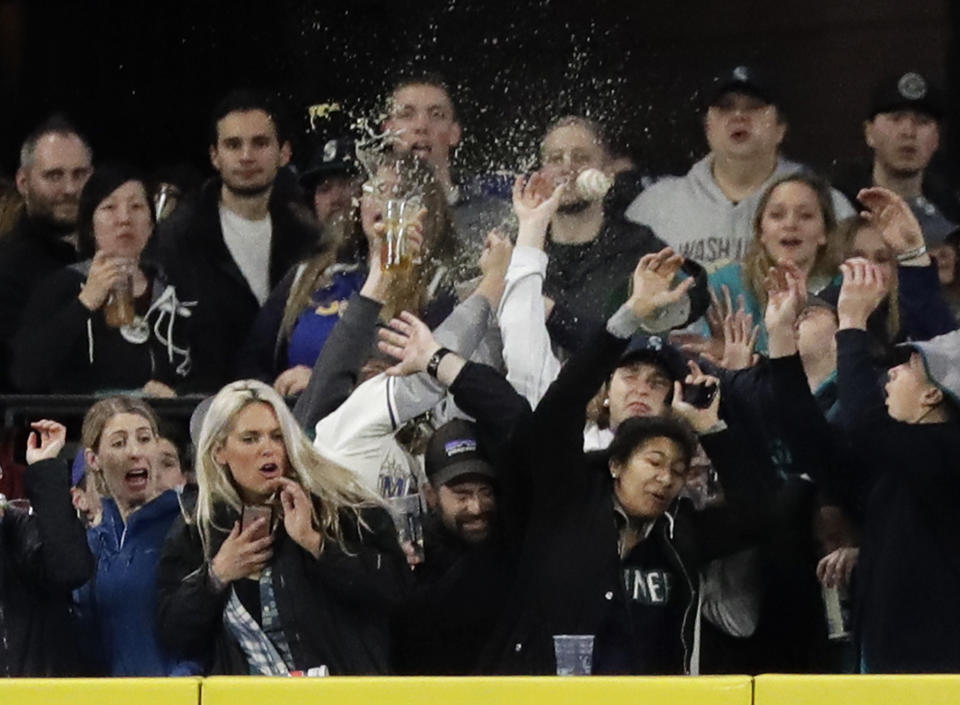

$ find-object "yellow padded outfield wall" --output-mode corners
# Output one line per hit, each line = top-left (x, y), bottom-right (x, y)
(754, 675), (960, 705)
(202, 675), (753, 705)
(0, 677), (200, 705)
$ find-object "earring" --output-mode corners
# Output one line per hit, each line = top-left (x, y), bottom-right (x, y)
(602, 398), (610, 408)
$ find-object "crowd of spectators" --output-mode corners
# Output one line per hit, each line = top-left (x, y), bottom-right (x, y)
(0, 63), (959, 680)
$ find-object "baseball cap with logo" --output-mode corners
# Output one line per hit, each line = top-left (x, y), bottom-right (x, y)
(425, 419), (496, 488)
(300, 137), (359, 191)
(703, 64), (780, 111)
(618, 333), (688, 382)
(869, 71), (943, 120)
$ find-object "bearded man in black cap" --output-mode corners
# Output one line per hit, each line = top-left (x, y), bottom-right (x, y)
(397, 418), (512, 675)
(299, 137), (360, 249)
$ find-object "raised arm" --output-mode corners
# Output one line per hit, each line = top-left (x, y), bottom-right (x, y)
(14, 421), (93, 590)
(836, 258), (891, 426)
(498, 174), (565, 405)
(858, 186), (957, 339)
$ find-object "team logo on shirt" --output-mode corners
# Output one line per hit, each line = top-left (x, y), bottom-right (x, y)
(623, 568), (673, 605)
(314, 298), (349, 317)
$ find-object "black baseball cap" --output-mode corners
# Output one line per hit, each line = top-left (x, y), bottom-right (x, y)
(299, 137), (360, 191)
(618, 334), (688, 382)
(704, 64), (780, 111)
(425, 419), (496, 487)
(869, 71), (943, 120)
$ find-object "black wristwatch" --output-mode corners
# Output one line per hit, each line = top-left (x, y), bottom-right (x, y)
(426, 347), (452, 378)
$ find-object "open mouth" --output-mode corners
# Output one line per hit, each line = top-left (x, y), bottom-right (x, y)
(779, 237), (804, 248)
(410, 142), (432, 156)
(125, 468), (150, 491)
(259, 462), (281, 478)
(730, 128), (750, 141)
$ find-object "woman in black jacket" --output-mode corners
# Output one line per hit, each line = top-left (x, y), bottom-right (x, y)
(378, 249), (770, 675)
(13, 165), (194, 395)
(1, 419), (93, 676)
(156, 379), (409, 675)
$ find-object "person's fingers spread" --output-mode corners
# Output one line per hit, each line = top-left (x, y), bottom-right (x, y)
(720, 284), (732, 316)
(378, 328), (409, 348)
(708, 286), (721, 314)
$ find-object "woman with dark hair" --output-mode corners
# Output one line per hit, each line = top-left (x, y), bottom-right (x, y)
(376, 251), (771, 675)
(12, 164), (194, 394)
(238, 151), (460, 396)
(705, 172), (839, 354)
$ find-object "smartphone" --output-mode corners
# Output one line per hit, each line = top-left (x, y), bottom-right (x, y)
(681, 382), (717, 409)
(241, 504), (273, 539)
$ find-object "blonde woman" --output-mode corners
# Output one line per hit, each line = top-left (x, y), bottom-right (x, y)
(706, 172), (839, 354)
(73, 396), (185, 676)
(157, 380), (408, 675)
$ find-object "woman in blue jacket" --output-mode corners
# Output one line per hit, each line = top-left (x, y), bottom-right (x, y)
(74, 396), (189, 675)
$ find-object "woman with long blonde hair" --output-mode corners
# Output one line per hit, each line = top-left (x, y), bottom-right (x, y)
(73, 396), (187, 676)
(238, 151), (459, 397)
(706, 172), (839, 353)
(157, 380), (408, 675)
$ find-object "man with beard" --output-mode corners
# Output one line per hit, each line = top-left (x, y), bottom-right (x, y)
(397, 419), (512, 674)
(158, 89), (318, 389)
(537, 116), (708, 354)
(299, 137), (360, 250)
(0, 116), (92, 391)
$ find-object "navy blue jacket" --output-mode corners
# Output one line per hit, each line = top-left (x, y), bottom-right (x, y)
(75, 490), (186, 675)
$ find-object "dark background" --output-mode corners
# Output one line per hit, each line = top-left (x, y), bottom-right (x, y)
(0, 0), (956, 183)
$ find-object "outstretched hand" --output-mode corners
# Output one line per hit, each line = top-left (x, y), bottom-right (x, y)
(837, 257), (888, 331)
(857, 186), (925, 257)
(628, 248), (695, 320)
(512, 172), (564, 249)
(719, 304), (760, 370)
(763, 261), (807, 333)
(377, 311), (441, 376)
(25, 419), (67, 465)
